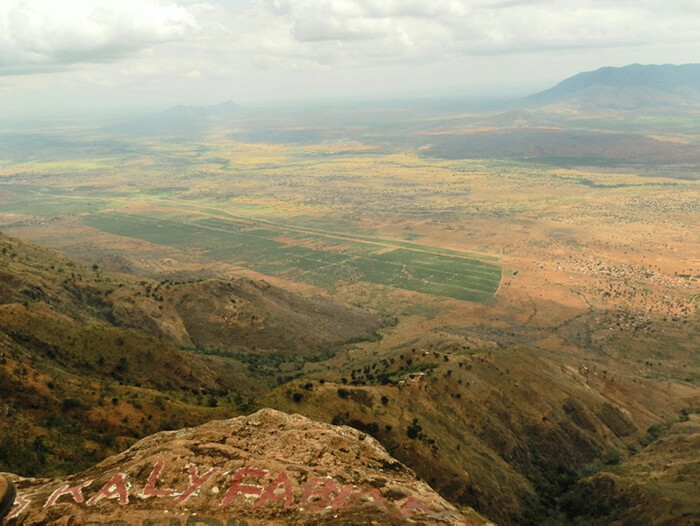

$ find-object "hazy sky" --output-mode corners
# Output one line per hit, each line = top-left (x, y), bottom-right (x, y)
(1, 0), (698, 117)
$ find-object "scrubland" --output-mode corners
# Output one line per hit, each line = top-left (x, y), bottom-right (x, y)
(0, 102), (697, 524)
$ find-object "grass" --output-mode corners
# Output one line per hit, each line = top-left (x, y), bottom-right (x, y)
(83, 210), (501, 303)
(0, 197), (115, 217)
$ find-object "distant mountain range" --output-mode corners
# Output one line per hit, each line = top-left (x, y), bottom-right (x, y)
(108, 100), (239, 135)
(107, 64), (700, 138)
(158, 100), (239, 121)
(523, 63), (700, 109)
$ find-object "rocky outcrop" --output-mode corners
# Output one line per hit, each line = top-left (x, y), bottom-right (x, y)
(3, 409), (486, 525)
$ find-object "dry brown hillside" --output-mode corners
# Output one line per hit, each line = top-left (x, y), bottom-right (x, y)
(1, 230), (697, 525)
(0, 232), (385, 478)
(0, 232), (385, 357)
(263, 330), (700, 525)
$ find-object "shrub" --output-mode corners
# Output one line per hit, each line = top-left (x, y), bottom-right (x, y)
(604, 450), (623, 465)
(407, 419), (422, 439)
(641, 423), (667, 446)
(61, 398), (82, 412)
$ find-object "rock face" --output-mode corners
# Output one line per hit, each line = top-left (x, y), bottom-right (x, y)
(4, 409), (482, 525)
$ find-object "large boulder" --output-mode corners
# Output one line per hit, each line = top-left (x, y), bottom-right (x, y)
(4, 409), (487, 525)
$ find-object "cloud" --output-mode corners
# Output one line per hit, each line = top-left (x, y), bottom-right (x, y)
(1, 0), (697, 115)
(258, 0), (700, 65)
(270, 0), (467, 20)
(268, 0), (465, 43)
(3, 0), (696, 79)
(0, 0), (199, 75)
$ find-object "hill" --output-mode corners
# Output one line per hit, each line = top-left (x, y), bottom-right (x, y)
(107, 100), (239, 136)
(1, 223), (698, 524)
(2, 408), (490, 525)
(0, 231), (385, 357)
(422, 64), (700, 169)
(0, 231), (385, 477)
(263, 335), (699, 524)
(523, 63), (700, 109)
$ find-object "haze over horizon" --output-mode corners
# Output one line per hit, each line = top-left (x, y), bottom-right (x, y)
(1, 0), (699, 119)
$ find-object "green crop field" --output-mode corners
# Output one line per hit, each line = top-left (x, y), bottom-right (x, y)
(83, 210), (501, 303)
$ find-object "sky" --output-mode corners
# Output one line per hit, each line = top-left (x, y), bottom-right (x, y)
(1, 0), (698, 118)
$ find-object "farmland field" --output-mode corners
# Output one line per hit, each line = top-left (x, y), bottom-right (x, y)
(83, 209), (501, 303)
(0, 103), (696, 355)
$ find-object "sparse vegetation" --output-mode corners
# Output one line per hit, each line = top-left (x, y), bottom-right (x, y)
(0, 92), (697, 526)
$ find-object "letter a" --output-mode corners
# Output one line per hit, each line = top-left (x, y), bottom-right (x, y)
(86, 473), (129, 506)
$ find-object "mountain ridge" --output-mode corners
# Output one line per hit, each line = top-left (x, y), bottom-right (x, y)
(522, 63), (700, 108)
(0, 230), (385, 479)
(107, 100), (239, 135)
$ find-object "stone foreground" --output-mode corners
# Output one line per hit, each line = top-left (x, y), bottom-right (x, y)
(3, 409), (485, 525)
